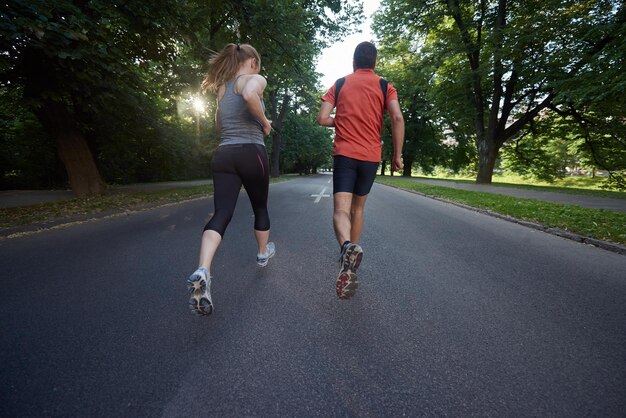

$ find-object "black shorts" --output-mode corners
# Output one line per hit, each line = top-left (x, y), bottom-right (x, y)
(333, 155), (379, 196)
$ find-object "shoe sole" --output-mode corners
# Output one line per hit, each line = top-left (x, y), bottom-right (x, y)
(188, 276), (213, 315)
(336, 271), (359, 299)
(337, 244), (363, 299)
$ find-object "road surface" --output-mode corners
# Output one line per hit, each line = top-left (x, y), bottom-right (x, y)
(1, 174), (625, 416)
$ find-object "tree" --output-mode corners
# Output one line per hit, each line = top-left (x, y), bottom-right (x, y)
(279, 111), (333, 175)
(1, 0), (368, 193)
(180, 0), (363, 177)
(374, 0), (625, 184)
(375, 38), (455, 176)
(224, 0), (363, 177)
(0, 86), (63, 189)
(500, 114), (579, 182)
(1, 0), (191, 196)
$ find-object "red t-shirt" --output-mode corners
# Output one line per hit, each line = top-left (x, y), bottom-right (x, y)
(321, 69), (398, 162)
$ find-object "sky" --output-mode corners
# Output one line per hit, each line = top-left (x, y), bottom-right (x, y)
(316, 0), (381, 89)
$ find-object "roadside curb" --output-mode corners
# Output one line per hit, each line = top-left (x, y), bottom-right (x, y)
(0, 195), (209, 240)
(379, 182), (626, 256)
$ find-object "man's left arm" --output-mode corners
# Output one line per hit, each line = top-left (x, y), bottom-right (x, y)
(387, 99), (405, 172)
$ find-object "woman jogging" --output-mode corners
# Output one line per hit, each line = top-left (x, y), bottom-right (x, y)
(188, 43), (275, 316)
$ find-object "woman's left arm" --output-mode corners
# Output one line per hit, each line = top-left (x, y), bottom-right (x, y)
(241, 75), (272, 136)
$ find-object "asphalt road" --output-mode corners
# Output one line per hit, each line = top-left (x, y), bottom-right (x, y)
(1, 174), (625, 417)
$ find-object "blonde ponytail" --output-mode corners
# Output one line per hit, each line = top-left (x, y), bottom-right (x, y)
(201, 43), (261, 93)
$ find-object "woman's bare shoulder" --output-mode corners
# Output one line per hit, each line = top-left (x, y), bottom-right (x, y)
(241, 74), (266, 85)
(236, 74), (267, 94)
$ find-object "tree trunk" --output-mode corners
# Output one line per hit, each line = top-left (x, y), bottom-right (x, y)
(475, 136), (499, 184)
(22, 48), (105, 197)
(380, 160), (386, 176)
(268, 91), (290, 178)
(402, 159), (413, 177)
(270, 129), (282, 178)
(34, 101), (106, 197)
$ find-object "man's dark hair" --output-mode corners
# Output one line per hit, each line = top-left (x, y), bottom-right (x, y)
(353, 41), (377, 69)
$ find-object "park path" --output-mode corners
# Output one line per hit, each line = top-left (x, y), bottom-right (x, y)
(380, 176), (626, 212)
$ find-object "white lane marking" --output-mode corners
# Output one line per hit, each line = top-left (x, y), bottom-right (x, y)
(327, 179), (331, 184)
(311, 187), (330, 204)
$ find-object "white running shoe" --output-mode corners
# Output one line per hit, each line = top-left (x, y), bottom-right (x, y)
(256, 242), (276, 267)
(187, 267), (213, 315)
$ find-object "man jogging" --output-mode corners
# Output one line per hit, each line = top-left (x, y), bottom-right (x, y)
(317, 41), (405, 299)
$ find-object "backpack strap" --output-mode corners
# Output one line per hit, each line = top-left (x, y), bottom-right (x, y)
(334, 77), (346, 105)
(379, 78), (388, 109)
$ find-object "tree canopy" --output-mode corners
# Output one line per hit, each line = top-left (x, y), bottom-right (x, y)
(1, 0), (362, 194)
(2, 0), (624, 193)
(373, 0), (625, 187)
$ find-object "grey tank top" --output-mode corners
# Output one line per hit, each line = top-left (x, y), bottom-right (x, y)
(217, 76), (265, 146)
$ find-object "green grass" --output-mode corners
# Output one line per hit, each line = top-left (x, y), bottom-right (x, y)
(401, 172), (626, 199)
(377, 177), (626, 246)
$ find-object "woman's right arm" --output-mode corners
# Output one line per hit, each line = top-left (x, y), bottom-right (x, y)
(240, 75), (272, 136)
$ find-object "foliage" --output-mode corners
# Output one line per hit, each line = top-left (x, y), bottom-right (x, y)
(500, 115), (579, 182)
(0, 0), (202, 193)
(278, 111), (333, 174)
(0, 86), (64, 188)
(375, 37), (474, 176)
(501, 111), (626, 187)
(230, 0), (363, 177)
(1, 0), (186, 107)
(0, 0), (363, 190)
(373, 0), (626, 186)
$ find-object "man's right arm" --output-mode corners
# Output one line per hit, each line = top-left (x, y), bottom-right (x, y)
(317, 101), (335, 127)
(387, 99), (405, 172)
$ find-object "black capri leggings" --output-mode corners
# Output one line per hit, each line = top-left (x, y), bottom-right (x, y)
(204, 144), (270, 237)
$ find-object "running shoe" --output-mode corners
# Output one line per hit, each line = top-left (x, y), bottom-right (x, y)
(188, 267), (213, 315)
(256, 242), (276, 267)
(336, 242), (363, 299)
